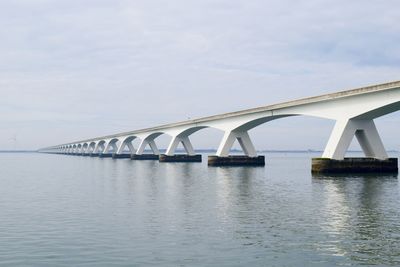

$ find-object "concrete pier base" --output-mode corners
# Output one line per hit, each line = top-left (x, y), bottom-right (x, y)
(99, 153), (113, 158)
(208, 155), (265, 166)
(159, 154), (202, 163)
(131, 154), (160, 160)
(112, 154), (131, 159)
(312, 158), (398, 174)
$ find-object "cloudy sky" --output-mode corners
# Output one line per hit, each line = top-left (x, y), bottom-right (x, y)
(1, 0), (399, 151)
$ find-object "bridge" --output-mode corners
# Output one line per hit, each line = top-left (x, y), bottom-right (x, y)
(39, 81), (400, 173)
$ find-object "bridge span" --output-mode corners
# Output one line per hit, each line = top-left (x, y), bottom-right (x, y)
(39, 81), (400, 173)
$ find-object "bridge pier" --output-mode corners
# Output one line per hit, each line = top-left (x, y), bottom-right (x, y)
(313, 119), (398, 173)
(116, 137), (136, 155)
(322, 119), (388, 160)
(159, 154), (202, 162)
(99, 153), (113, 158)
(112, 153), (131, 159)
(208, 155), (265, 166)
(93, 141), (105, 156)
(158, 135), (202, 162)
(312, 158), (398, 174)
(208, 130), (264, 166)
(131, 154), (159, 160)
(129, 136), (161, 160)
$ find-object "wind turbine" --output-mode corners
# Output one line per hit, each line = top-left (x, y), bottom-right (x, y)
(9, 134), (17, 150)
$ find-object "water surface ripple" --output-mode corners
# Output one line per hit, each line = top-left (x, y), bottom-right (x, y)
(0, 153), (399, 266)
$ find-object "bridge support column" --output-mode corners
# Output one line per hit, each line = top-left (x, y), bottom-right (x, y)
(131, 139), (160, 160)
(77, 146), (84, 156)
(85, 144), (94, 156)
(115, 141), (135, 154)
(82, 146), (91, 156)
(160, 136), (202, 163)
(91, 142), (105, 157)
(208, 130), (265, 166)
(71, 146), (78, 155)
(313, 119), (398, 173)
(80, 146), (87, 156)
(99, 140), (117, 158)
(113, 141), (135, 159)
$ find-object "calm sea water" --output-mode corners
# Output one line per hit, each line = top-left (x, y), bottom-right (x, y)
(0, 152), (399, 266)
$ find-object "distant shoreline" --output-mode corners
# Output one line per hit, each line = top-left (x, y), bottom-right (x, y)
(2, 149), (398, 154)
(0, 150), (37, 153)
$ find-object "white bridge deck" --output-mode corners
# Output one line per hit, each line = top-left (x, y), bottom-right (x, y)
(40, 80), (400, 161)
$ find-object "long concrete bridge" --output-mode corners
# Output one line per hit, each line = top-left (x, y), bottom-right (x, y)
(39, 81), (400, 173)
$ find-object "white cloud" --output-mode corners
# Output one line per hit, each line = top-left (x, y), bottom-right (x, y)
(0, 0), (399, 150)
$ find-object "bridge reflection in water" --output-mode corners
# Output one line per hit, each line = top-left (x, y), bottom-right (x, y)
(311, 173), (399, 264)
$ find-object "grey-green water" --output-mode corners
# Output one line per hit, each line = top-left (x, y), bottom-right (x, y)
(0, 152), (399, 266)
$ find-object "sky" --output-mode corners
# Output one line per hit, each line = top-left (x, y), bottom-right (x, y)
(0, 0), (399, 151)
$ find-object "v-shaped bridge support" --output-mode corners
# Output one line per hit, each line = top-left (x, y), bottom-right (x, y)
(322, 119), (388, 160)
